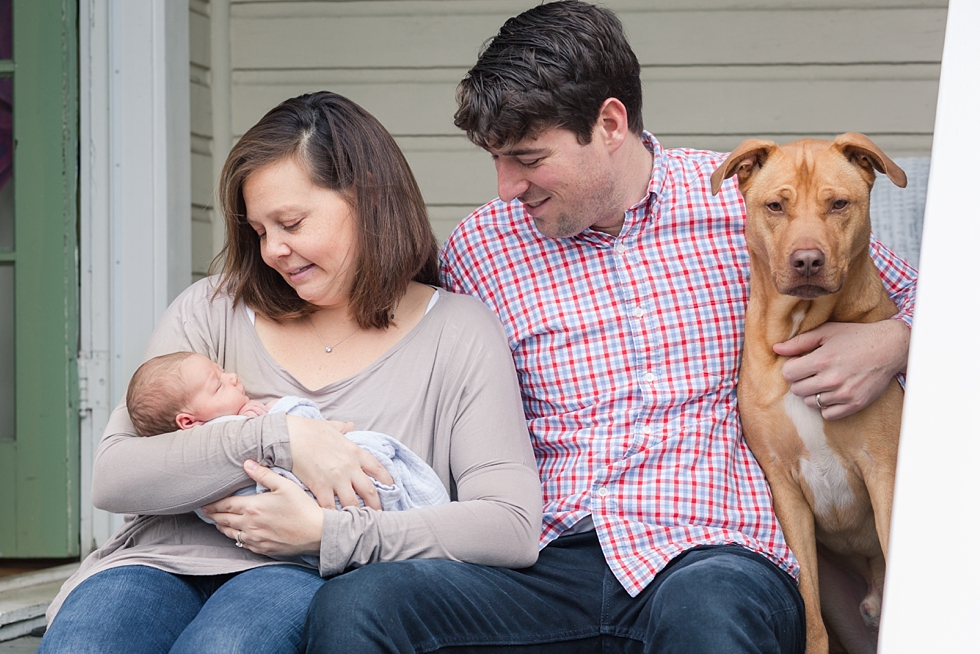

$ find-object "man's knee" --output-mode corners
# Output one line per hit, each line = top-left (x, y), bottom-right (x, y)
(305, 559), (458, 653)
(645, 548), (804, 653)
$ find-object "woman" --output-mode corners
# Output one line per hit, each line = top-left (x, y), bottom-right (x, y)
(40, 92), (541, 653)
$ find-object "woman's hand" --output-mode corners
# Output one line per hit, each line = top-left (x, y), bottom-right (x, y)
(286, 416), (394, 510)
(202, 460), (323, 557)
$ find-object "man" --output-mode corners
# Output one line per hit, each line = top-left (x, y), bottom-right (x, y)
(305, 2), (915, 651)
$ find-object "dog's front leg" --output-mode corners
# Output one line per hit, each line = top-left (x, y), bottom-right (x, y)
(766, 471), (829, 654)
(856, 388), (902, 562)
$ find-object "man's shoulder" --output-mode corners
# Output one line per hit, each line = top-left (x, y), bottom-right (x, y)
(661, 144), (729, 176)
(440, 198), (537, 290)
(444, 198), (527, 251)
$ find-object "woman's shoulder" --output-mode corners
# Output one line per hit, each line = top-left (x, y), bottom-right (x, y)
(146, 276), (246, 353)
(166, 276), (238, 317)
(432, 287), (498, 320)
(427, 288), (510, 344)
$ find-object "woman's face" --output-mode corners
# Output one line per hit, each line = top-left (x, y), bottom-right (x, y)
(243, 157), (359, 309)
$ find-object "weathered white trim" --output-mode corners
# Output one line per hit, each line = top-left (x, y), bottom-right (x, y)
(78, 0), (191, 552)
(880, 0), (980, 649)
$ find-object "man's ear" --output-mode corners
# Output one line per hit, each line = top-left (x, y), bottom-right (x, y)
(175, 412), (203, 430)
(595, 97), (630, 152)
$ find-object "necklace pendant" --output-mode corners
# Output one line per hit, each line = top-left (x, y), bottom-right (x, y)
(324, 346), (333, 353)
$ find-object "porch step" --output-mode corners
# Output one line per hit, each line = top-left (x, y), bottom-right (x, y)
(0, 564), (77, 642)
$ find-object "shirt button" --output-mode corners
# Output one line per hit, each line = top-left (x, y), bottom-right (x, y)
(633, 307), (645, 318)
(597, 486), (609, 497)
(615, 243), (626, 254)
(642, 426), (652, 435)
(644, 372), (655, 383)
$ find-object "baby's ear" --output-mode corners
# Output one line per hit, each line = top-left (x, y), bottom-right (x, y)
(175, 412), (202, 430)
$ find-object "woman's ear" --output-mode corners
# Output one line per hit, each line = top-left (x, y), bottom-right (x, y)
(175, 412), (203, 430)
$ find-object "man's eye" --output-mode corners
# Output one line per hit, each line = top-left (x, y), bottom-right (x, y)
(520, 158), (542, 167)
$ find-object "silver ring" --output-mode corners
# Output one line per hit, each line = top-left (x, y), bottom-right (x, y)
(235, 531), (244, 548)
(815, 393), (825, 409)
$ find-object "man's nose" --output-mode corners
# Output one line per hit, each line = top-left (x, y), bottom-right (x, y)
(495, 158), (530, 203)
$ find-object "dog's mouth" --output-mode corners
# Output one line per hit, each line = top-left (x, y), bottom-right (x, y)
(785, 283), (836, 299)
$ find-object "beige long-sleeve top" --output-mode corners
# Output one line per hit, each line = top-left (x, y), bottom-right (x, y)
(48, 278), (542, 621)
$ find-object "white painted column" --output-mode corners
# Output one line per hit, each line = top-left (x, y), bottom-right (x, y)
(78, 0), (191, 551)
(879, 0), (980, 650)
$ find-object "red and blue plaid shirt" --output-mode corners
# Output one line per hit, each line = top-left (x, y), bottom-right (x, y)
(439, 133), (917, 596)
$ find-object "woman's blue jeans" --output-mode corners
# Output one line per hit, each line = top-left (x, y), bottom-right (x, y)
(305, 531), (805, 653)
(38, 563), (325, 654)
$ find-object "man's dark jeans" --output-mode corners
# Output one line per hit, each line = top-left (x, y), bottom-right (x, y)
(304, 531), (805, 653)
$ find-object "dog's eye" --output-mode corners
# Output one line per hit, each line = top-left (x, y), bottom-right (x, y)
(832, 199), (849, 211)
(765, 202), (783, 213)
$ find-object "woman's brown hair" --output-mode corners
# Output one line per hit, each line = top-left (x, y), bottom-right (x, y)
(212, 91), (439, 329)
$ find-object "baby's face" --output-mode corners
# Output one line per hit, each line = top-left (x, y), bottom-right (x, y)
(181, 354), (250, 423)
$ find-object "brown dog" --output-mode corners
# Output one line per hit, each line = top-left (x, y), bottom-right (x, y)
(710, 134), (907, 654)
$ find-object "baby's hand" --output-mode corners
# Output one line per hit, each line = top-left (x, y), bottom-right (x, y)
(238, 400), (270, 418)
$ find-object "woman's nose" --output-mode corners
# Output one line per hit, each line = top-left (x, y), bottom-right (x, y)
(262, 230), (290, 258)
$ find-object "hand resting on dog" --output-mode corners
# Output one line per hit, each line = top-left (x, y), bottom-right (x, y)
(775, 319), (910, 420)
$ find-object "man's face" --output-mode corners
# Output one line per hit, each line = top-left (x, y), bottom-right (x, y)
(488, 126), (623, 238)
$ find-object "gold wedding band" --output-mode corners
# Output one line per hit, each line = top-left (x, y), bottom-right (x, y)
(815, 393), (825, 410)
(235, 531), (244, 548)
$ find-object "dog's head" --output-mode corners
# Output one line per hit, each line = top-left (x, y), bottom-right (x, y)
(709, 133), (906, 299)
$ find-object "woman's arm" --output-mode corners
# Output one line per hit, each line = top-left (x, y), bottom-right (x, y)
(203, 294), (543, 571)
(90, 280), (294, 513)
(91, 403), (290, 514)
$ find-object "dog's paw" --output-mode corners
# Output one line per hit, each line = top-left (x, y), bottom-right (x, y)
(859, 593), (881, 629)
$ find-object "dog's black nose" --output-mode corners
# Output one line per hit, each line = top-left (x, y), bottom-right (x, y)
(790, 249), (824, 278)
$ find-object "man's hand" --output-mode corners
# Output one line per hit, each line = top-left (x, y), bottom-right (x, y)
(773, 320), (910, 420)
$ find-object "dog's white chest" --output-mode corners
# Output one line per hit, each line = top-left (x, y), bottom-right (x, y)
(782, 392), (854, 517)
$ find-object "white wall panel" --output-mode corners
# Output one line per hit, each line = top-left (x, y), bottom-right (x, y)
(207, 0), (946, 239)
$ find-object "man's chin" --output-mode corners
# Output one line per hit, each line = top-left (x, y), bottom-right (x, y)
(532, 213), (586, 239)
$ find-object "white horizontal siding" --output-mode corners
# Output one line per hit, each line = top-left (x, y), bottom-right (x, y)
(209, 0), (947, 242)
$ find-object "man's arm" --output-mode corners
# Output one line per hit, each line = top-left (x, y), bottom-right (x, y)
(774, 235), (917, 420)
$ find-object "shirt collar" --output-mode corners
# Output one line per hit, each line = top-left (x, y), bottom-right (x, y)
(610, 131), (663, 239)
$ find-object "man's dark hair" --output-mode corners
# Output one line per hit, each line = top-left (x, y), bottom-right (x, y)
(454, 0), (643, 149)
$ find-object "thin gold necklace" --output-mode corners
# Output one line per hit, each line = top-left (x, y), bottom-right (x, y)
(307, 315), (359, 354)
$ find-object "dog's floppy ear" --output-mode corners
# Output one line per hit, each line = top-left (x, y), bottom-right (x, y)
(710, 139), (778, 196)
(834, 132), (908, 188)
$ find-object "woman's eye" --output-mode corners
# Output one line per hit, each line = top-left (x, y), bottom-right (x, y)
(766, 202), (783, 212)
(283, 220), (302, 232)
(832, 199), (849, 210)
